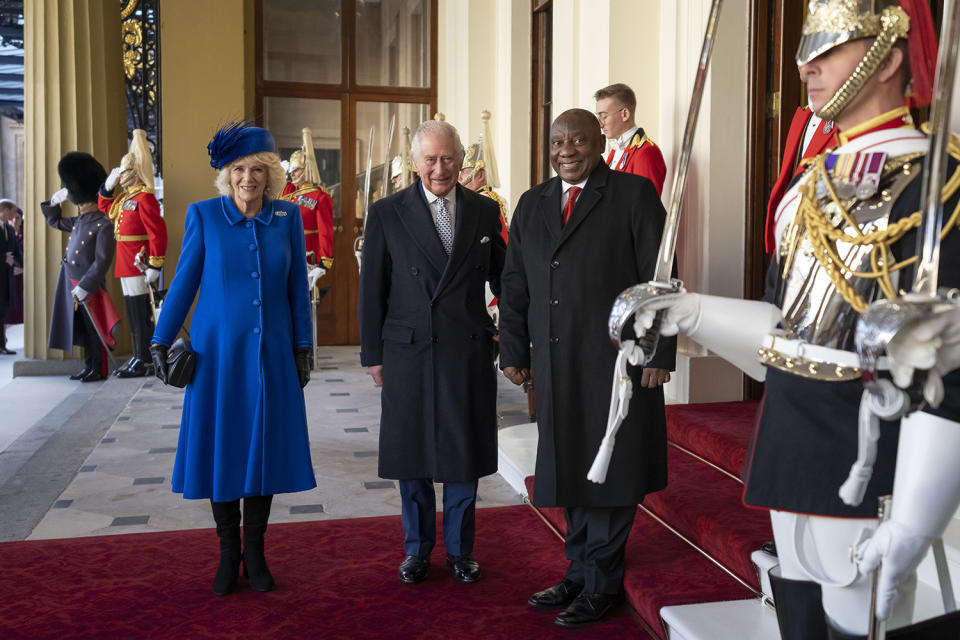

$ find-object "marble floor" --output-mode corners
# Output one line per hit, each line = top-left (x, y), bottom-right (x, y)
(0, 340), (532, 542)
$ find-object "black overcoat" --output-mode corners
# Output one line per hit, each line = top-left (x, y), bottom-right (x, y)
(41, 202), (115, 352)
(499, 161), (676, 507)
(359, 181), (506, 482)
(0, 221), (21, 308)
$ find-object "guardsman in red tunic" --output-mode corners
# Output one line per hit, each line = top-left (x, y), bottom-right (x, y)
(458, 110), (509, 247)
(98, 129), (167, 378)
(280, 128), (334, 277)
(594, 83), (667, 195)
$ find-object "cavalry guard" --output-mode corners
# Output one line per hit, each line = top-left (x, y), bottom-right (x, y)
(625, 0), (960, 637)
(280, 128), (334, 274)
(458, 110), (509, 246)
(98, 129), (167, 378)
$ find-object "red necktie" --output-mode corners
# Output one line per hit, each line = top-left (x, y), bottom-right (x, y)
(562, 186), (581, 227)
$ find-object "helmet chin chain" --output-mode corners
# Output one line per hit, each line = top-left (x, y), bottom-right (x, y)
(815, 6), (909, 121)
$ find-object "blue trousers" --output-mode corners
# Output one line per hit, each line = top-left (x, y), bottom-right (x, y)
(399, 479), (478, 557)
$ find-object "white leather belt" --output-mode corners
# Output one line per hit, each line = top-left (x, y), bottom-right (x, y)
(758, 333), (888, 382)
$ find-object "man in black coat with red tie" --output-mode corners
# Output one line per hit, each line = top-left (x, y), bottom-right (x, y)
(499, 108), (675, 627)
(358, 119), (506, 586)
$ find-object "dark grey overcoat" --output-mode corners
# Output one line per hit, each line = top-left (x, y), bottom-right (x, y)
(359, 181), (506, 482)
(41, 202), (115, 352)
(499, 161), (676, 507)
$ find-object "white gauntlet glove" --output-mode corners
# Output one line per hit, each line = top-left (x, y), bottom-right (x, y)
(71, 285), (89, 302)
(50, 188), (69, 206)
(144, 268), (161, 285)
(307, 266), (326, 290)
(886, 306), (960, 407)
(104, 166), (123, 191)
(633, 293), (780, 381)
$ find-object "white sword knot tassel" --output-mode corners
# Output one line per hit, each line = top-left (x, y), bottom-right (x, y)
(587, 340), (644, 484)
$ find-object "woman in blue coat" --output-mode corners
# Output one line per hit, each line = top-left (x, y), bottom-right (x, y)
(150, 123), (316, 596)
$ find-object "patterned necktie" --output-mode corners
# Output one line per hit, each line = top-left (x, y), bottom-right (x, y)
(434, 197), (454, 255)
(562, 187), (582, 227)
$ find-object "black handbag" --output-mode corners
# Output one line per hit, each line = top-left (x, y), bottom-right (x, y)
(165, 337), (196, 388)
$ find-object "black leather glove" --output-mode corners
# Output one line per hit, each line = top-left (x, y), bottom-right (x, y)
(294, 348), (312, 388)
(150, 343), (169, 384)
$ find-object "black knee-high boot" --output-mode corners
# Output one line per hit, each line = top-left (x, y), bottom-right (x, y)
(770, 568), (829, 640)
(210, 499), (242, 596)
(243, 494), (274, 592)
(116, 294), (153, 377)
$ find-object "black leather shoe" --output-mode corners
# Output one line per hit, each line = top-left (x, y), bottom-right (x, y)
(112, 357), (135, 376)
(0, 347), (15, 355)
(398, 555), (430, 584)
(528, 578), (584, 609)
(70, 368), (93, 381)
(114, 358), (153, 378)
(554, 592), (621, 628)
(447, 554), (481, 583)
(81, 370), (106, 383)
(761, 540), (778, 556)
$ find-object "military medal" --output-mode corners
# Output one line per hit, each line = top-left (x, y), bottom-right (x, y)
(856, 152), (886, 199)
(297, 195), (317, 209)
(122, 200), (138, 211)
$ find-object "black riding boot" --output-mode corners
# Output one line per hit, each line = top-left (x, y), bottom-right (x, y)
(243, 494), (274, 592)
(770, 567), (829, 640)
(115, 294), (153, 378)
(210, 499), (242, 596)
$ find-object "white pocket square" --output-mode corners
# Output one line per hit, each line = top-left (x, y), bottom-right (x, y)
(480, 236), (490, 244)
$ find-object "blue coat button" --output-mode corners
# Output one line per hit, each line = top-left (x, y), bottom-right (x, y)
(251, 271), (259, 279)
(253, 327), (261, 334)
(249, 243), (257, 251)
(245, 221), (253, 228)
(253, 299), (261, 306)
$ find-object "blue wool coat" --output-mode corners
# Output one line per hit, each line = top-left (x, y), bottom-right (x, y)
(153, 196), (317, 501)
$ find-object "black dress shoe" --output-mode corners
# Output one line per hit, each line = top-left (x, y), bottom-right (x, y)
(70, 367), (93, 381)
(554, 592), (621, 628)
(112, 357), (135, 376)
(81, 370), (106, 383)
(447, 554), (481, 583)
(0, 347), (15, 355)
(398, 555), (430, 584)
(114, 358), (153, 378)
(761, 540), (778, 556)
(529, 578), (584, 609)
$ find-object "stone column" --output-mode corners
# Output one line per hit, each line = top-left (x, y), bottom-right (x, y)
(23, 0), (127, 359)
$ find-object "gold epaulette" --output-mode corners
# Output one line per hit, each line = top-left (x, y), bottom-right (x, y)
(282, 183), (327, 202)
(629, 131), (653, 150)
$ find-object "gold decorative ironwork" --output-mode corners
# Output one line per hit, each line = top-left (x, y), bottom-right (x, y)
(120, 0), (162, 175)
(802, 0), (882, 35)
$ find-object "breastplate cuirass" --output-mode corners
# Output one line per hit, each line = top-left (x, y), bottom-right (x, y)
(778, 160), (918, 350)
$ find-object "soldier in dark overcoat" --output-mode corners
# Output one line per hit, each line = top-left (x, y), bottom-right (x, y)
(42, 152), (119, 382)
(359, 119), (506, 586)
(499, 109), (675, 628)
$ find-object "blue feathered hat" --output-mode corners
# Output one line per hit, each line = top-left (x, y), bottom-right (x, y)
(207, 121), (276, 170)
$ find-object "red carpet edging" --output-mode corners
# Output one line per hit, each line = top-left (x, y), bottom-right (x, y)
(1, 505), (649, 639)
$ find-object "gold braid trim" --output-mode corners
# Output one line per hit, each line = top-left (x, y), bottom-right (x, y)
(280, 183), (325, 202)
(107, 185), (147, 235)
(796, 151), (960, 312)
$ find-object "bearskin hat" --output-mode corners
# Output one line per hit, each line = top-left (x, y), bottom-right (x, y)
(57, 152), (108, 204)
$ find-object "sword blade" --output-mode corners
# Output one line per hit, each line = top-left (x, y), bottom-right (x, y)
(653, 0), (724, 283)
(382, 115), (397, 199)
(912, 0), (960, 296)
(361, 125), (375, 221)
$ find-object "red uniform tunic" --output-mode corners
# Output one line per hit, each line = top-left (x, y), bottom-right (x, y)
(98, 187), (167, 277)
(763, 107), (837, 252)
(605, 128), (667, 196)
(281, 182), (335, 263)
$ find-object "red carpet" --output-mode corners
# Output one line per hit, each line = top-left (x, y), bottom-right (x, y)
(0, 506), (650, 639)
(665, 401), (760, 477)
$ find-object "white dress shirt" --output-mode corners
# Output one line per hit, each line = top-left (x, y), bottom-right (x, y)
(560, 178), (588, 211)
(423, 185), (457, 230)
(607, 126), (639, 170)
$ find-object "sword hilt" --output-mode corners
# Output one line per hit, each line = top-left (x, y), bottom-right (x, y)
(638, 309), (665, 366)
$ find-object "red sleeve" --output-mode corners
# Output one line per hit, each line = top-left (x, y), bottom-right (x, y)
(98, 193), (115, 215)
(315, 191), (334, 259)
(139, 193), (167, 261)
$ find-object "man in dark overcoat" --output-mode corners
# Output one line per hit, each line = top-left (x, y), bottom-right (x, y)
(42, 152), (119, 382)
(499, 108), (675, 627)
(359, 119), (506, 585)
(0, 200), (22, 354)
